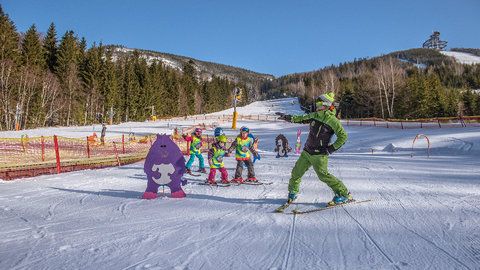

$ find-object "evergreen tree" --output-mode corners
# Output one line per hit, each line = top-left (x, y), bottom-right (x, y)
(21, 24), (44, 67)
(0, 5), (19, 61)
(55, 30), (81, 126)
(164, 69), (179, 116)
(461, 90), (476, 116)
(133, 55), (149, 120)
(81, 42), (104, 123)
(122, 55), (141, 121)
(181, 60), (198, 115)
(0, 5), (19, 130)
(100, 49), (119, 123)
(43, 22), (58, 72)
(19, 24), (45, 129)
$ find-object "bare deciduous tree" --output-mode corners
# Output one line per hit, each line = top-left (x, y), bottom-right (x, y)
(321, 68), (340, 94)
(17, 66), (39, 129)
(0, 59), (15, 130)
(65, 62), (80, 126)
(375, 57), (405, 118)
(40, 70), (62, 126)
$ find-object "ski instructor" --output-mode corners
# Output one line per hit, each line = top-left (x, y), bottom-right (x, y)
(280, 92), (352, 206)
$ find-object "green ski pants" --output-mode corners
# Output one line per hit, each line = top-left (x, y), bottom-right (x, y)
(288, 151), (348, 196)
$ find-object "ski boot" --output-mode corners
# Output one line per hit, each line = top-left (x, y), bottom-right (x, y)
(287, 192), (297, 204)
(221, 179), (230, 184)
(231, 178), (245, 183)
(328, 192), (353, 206)
(246, 177), (258, 183)
(198, 167), (207, 173)
(205, 179), (216, 185)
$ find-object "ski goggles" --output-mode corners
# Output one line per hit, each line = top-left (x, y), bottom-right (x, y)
(316, 101), (326, 107)
(240, 126), (249, 132)
(316, 95), (333, 107)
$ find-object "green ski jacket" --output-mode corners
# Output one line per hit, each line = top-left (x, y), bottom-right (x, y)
(291, 109), (347, 155)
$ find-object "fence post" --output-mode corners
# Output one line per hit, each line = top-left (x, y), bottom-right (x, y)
(41, 136), (45, 162)
(122, 134), (125, 154)
(53, 135), (61, 174)
(113, 142), (121, 166)
(86, 136), (90, 158)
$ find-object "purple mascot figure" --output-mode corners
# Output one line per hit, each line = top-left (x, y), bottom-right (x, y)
(142, 134), (187, 199)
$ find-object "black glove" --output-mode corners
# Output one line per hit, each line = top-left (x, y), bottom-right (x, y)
(326, 145), (336, 155)
(279, 114), (292, 122)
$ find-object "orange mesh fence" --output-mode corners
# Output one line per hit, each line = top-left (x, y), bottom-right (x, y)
(341, 116), (480, 129)
(1, 133), (238, 181)
(0, 135), (156, 180)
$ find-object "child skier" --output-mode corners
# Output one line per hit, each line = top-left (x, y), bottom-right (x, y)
(227, 126), (260, 183)
(280, 92), (352, 206)
(206, 135), (229, 184)
(183, 128), (207, 174)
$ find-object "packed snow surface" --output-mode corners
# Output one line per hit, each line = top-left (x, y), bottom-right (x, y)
(440, 50), (480, 65)
(1, 98), (479, 269)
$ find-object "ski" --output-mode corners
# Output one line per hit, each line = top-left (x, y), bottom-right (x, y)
(198, 182), (230, 187)
(186, 172), (202, 177)
(242, 181), (273, 185)
(242, 181), (263, 185)
(275, 197), (298, 213)
(275, 203), (293, 213)
(291, 199), (372, 214)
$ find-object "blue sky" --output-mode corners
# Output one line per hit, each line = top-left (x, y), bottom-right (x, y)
(2, 0), (479, 77)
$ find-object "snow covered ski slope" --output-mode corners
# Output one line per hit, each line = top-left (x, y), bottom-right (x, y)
(1, 98), (479, 269)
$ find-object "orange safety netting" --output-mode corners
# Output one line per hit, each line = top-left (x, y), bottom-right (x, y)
(1, 133), (234, 181)
(342, 116), (480, 129)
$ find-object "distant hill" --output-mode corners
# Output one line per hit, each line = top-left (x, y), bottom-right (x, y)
(106, 45), (275, 87)
(389, 48), (480, 67)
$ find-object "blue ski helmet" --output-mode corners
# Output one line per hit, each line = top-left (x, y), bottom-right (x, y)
(240, 126), (249, 133)
(194, 128), (202, 134)
(214, 127), (224, 137)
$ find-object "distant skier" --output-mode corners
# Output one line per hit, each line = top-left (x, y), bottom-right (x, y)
(227, 126), (260, 183)
(279, 92), (352, 206)
(206, 135), (229, 184)
(183, 128), (207, 174)
(100, 123), (107, 145)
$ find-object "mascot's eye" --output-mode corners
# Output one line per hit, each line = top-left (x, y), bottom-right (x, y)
(161, 145), (167, 148)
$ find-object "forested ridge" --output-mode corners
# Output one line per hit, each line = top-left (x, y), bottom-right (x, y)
(263, 48), (480, 119)
(0, 5), (272, 131)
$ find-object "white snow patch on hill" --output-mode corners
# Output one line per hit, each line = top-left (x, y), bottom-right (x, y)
(440, 50), (480, 65)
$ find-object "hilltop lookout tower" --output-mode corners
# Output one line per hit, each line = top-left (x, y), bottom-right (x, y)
(422, 31), (447, 50)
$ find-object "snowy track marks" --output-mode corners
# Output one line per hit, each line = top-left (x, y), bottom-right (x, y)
(281, 214), (297, 270)
(344, 208), (399, 269)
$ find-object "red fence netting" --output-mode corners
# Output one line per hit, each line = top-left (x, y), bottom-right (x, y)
(341, 116), (480, 129)
(0, 132), (235, 181)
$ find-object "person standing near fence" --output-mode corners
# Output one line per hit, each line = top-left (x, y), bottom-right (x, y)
(100, 123), (107, 145)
